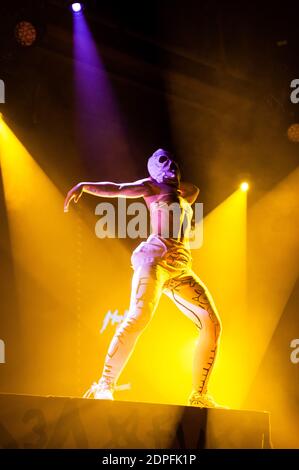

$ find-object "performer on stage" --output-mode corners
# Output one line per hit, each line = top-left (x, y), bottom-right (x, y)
(64, 149), (222, 407)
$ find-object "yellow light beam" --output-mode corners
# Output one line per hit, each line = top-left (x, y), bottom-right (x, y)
(0, 119), (131, 396)
(242, 166), (299, 400)
(192, 189), (247, 408)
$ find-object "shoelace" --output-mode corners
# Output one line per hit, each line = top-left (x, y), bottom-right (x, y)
(83, 382), (99, 399)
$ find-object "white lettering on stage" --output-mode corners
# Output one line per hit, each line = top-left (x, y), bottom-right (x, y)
(100, 309), (128, 334)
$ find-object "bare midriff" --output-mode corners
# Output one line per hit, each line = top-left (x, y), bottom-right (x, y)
(145, 192), (193, 248)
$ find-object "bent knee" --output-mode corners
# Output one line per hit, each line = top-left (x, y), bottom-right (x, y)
(202, 312), (222, 341)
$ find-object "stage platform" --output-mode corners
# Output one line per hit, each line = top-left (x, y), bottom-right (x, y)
(0, 393), (272, 449)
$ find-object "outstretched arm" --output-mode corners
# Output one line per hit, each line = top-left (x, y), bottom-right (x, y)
(64, 178), (152, 212)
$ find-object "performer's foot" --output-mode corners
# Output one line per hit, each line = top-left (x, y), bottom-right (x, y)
(83, 377), (114, 400)
(188, 391), (226, 408)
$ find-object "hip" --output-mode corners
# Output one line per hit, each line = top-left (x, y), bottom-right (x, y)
(131, 234), (192, 271)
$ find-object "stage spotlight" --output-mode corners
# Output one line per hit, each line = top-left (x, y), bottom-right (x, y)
(14, 21), (37, 47)
(287, 123), (299, 143)
(71, 2), (83, 13)
(240, 182), (249, 192)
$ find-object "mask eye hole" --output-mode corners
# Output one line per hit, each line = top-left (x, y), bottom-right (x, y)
(159, 156), (167, 163)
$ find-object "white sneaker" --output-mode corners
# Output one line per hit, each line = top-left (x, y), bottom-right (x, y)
(83, 378), (114, 400)
(188, 391), (227, 408)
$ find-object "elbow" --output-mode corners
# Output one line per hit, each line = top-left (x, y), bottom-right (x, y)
(188, 186), (199, 204)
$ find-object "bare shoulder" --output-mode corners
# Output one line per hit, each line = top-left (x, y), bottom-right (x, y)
(127, 177), (159, 197)
(139, 177), (160, 194)
(116, 177), (156, 198)
(180, 181), (200, 204)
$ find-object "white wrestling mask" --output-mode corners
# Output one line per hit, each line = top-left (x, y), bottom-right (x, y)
(147, 149), (180, 183)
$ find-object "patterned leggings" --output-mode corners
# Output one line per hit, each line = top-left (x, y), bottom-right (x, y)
(101, 236), (222, 395)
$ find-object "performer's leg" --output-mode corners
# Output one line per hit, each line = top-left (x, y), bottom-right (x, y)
(164, 271), (222, 403)
(98, 263), (166, 390)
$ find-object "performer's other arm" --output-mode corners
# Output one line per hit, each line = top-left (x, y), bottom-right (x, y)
(180, 181), (199, 204)
(64, 178), (152, 212)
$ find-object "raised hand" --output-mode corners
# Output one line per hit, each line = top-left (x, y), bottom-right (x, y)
(64, 183), (84, 212)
